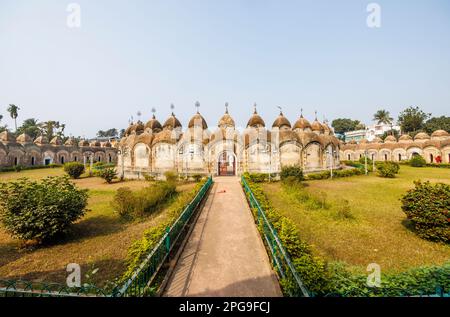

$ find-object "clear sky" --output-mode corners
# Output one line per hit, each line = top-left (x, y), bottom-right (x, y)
(1, 0), (449, 137)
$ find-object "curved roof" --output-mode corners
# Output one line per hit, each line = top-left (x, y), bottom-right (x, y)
(188, 112), (208, 129)
(34, 135), (49, 145)
(90, 140), (101, 147)
(311, 119), (324, 133)
(134, 132), (154, 146)
(414, 132), (430, 140)
(293, 116), (311, 130)
(218, 109), (235, 128)
(79, 139), (90, 147)
(152, 129), (178, 145)
(16, 133), (32, 144)
(145, 115), (163, 132)
(247, 109), (265, 128)
(371, 136), (383, 143)
(384, 135), (397, 143)
(272, 112), (291, 129)
(431, 130), (449, 138)
(50, 136), (63, 146)
(0, 131), (16, 143)
(64, 137), (76, 146)
(398, 134), (413, 142)
(163, 113), (182, 130)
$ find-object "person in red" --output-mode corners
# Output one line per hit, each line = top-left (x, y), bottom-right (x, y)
(436, 155), (442, 163)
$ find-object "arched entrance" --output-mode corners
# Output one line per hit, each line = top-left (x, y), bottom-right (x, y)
(217, 151), (236, 176)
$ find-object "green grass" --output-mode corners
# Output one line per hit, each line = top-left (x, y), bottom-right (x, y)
(0, 168), (196, 287)
(263, 166), (450, 273)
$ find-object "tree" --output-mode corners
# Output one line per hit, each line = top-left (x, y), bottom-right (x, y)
(97, 128), (118, 138)
(373, 109), (393, 127)
(7, 104), (20, 132)
(424, 116), (450, 133)
(0, 114), (6, 133)
(39, 120), (66, 140)
(119, 129), (126, 138)
(398, 106), (431, 134)
(381, 129), (400, 140)
(331, 118), (363, 134)
(17, 118), (41, 139)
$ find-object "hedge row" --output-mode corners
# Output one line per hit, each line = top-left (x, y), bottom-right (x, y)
(242, 176), (450, 297)
(0, 164), (62, 173)
(121, 179), (208, 285)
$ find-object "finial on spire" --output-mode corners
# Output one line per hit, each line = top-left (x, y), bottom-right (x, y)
(170, 103), (175, 116)
(195, 101), (200, 113)
(137, 111), (142, 122)
(300, 108), (304, 118)
(277, 106), (282, 115)
(225, 102), (229, 114)
(253, 103), (257, 114)
(151, 107), (156, 119)
(315, 110), (318, 120)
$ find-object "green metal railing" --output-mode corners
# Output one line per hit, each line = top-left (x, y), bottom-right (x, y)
(116, 176), (213, 297)
(241, 176), (310, 297)
(0, 177), (213, 298)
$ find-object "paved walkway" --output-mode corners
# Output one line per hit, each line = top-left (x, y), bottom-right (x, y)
(163, 177), (281, 297)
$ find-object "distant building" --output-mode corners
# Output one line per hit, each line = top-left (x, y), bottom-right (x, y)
(344, 123), (401, 143)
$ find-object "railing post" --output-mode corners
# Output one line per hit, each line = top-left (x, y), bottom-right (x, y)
(164, 227), (170, 253)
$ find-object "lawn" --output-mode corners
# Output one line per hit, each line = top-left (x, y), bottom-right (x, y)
(0, 168), (196, 287)
(263, 166), (450, 273)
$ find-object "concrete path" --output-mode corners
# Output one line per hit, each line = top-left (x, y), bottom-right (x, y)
(163, 177), (281, 297)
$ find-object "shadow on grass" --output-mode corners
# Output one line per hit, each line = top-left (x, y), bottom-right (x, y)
(1, 258), (126, 289)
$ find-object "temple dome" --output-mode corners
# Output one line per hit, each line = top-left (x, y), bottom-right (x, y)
(384, 135), (397, 143)
(311, 119), (324, 133)
(414, 132), (430, 141)
(0, 131), (16, 143)
(64, 137), (76, 146)
(145, 115), (162, 132)
(79, 139), (90, 147)
(272, 112), (291, 129)
(247, 108), (265, 128)
(133, 121), (145, 135)
(431, 130), (449, 138)
(50, 136), (63, 146)
(293, 116), (311, 130)
(163, 113), (182, 130)
(90, 140), (101, 147)
(398, 134), (413, 142)
(34, 135), (49, 145)
(16, 133), (32, 144)
(188, 112), (208, 129)
(371, 137), (382, 143)
(218, 111), (235, 128)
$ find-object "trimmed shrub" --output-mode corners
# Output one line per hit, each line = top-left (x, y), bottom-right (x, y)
(248, 173), (268, 183)
(111, 181), (177, 219)
(164, 170), (178, 183)
(96, 167), (117, 183)
(280, 165), (304, 183)
(410, 155), (426, 167)
(64, 162), (85, 179)
(401, 181), (449, 243)
(377, 161), (400, 178)
(0, 176), (88, 243)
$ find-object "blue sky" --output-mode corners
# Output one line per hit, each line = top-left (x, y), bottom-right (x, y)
(0, 0), (449, 137)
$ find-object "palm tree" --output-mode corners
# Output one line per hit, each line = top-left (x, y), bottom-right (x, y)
(7, 104), (20, 131)
(373, 109), (394, 135)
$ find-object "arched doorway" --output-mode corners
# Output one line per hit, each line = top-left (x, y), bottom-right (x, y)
(217, 151), (236, 176)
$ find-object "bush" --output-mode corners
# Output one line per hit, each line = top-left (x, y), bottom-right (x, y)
(248, 173), (268, 183)
(410, 155), (426, 167)
(305, 171), (330, 180)
(280, 165), (304, 183)
(0, 176), (88, 243)
(401, 181), (449, 243)
(64, 162), (85, 179)
(111, 181), (177, 219)
(164, 171), (178, 183)
(96, 167), (117, 183)
(14, 165), (23, 173)
(377, 161), (400, 178)
(192, 174), (202, 182)
(358, 157), (373, 165)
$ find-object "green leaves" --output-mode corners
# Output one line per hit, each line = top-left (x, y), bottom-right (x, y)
(401, 181), (449, 243)
(64, 162), (85, 179)
(0, 176), (88, 243)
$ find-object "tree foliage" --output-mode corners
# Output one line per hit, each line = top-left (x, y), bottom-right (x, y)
(0, 176), (88, 243)
(424, 116), (450, 134)
(398, 106), (431, 133)
(16, 118), (41, 139)
(97, 128), (118, 138)
(331, 118), (363, 134)
(401, 181), (449, 243)
(373, 109), (393, 125)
